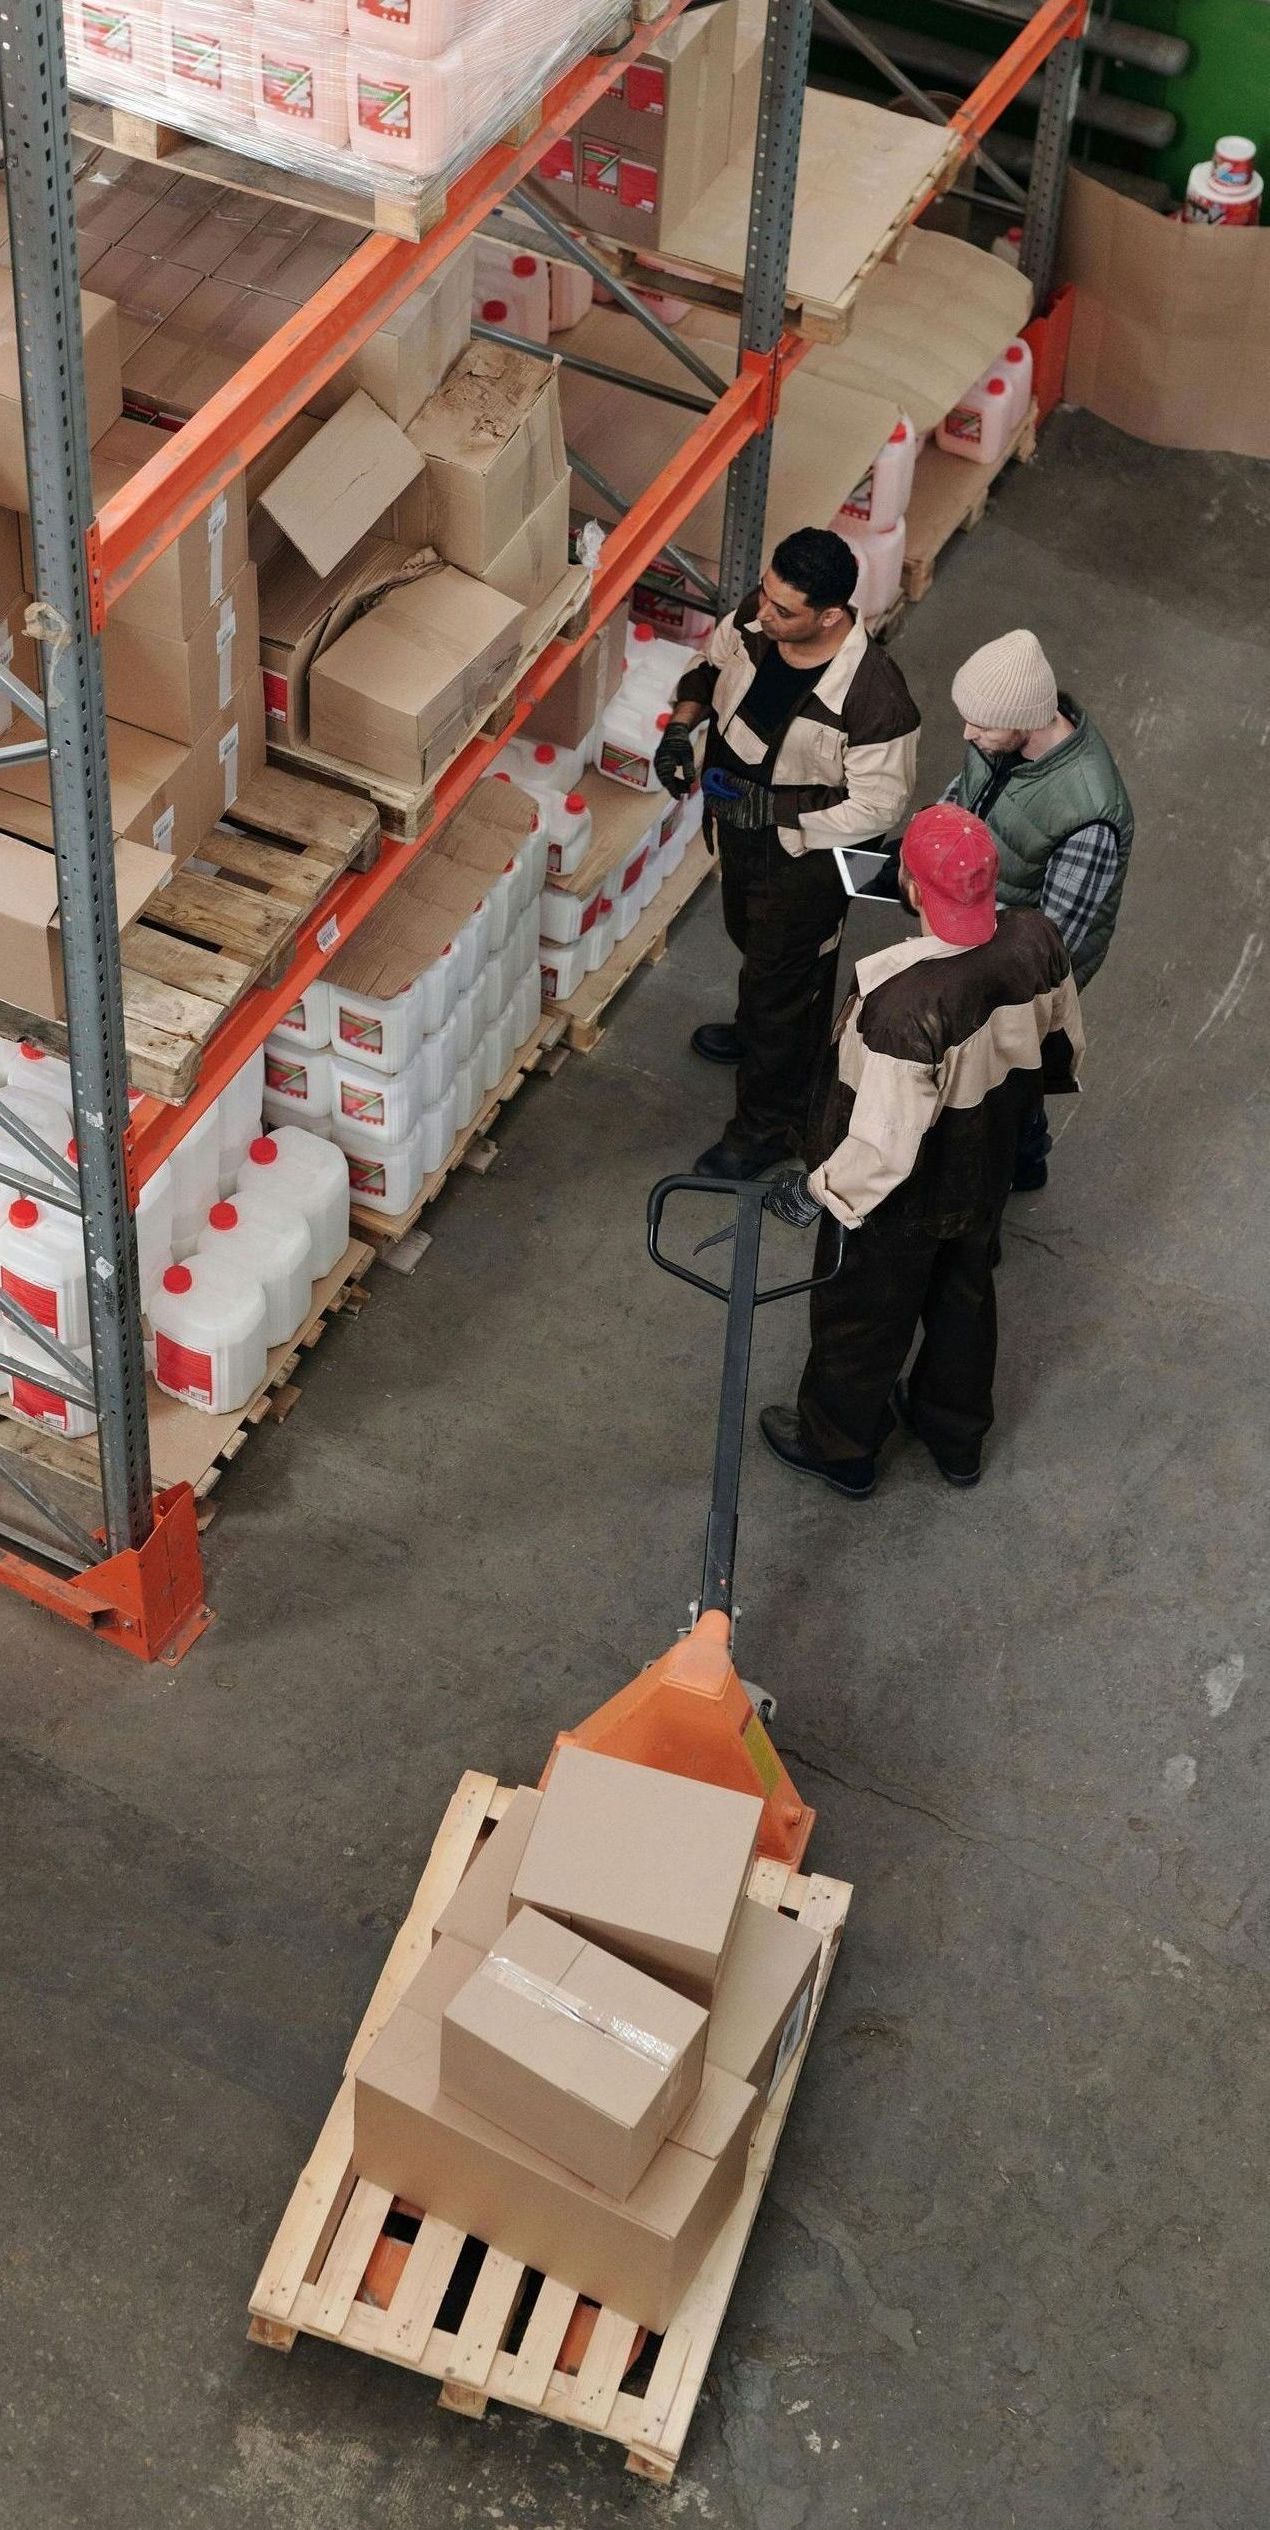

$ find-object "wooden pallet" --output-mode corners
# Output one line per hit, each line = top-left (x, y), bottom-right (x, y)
(549, 826), (715, 1055)
(0, 1238), (373, 1550)
(0, 768), (379, 1104)
(351, 1011), (565, 1249)
(268, 566), (592, 845)
(901, 401), (1039, 605)
(67, 3), (639, 243)
(248, 1770), (851, 2481)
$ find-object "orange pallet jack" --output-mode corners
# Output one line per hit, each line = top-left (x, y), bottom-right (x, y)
(545, 1175), (844, 1868)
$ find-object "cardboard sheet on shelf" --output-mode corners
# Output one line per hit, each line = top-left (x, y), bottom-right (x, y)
(629, 92), (958, 320)
(802, 229), (1034, 433)
(561, 309), (899, 567)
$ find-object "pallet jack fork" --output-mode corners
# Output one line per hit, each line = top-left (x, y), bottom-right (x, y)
(545, 1175), (844, 1868)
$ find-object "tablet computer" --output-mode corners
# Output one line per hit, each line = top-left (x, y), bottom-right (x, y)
(833, 846), (892, 897)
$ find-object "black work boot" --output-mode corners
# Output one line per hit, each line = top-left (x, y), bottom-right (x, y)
(690, 1022), (743, 1065)
(693, 1132), (791, 1181)
(759, 1406), (876, 1499)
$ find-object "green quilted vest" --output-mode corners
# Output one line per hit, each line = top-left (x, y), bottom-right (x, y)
(952, 700), (1133, 988)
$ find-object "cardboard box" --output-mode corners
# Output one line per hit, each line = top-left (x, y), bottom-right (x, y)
(258, 390), (423, 579)
(1058, 168), (1270, 460)
(512, 1748), (762, 2006)
(308, 241), (475, 427)
(258, 532), (403, 747)
(79, 419), (250, 639)
(193, 676), (266, 838)
(401, 343), (566, 574)
(481, 475), (571, 609)
(523, 600), (628, 750)
(354, 1937), (757, 2332)
(0, 279), (121, 509)
(103, 563), (260, 744)
(308, 567), (525, 785)
(706, 1897), (820, 2103)
(546, 768), (665, 900)
(218, 208), (355, 298)
(0, 509), (23, 615)
(75, 244), (198, 367)
(433, 1785), (542, 1951)
(0, 711), (200, 859)
(729, 0), (765, 160)
(122, 280), (292, 423)
(441, 1907), (708, 2198)
(574, 0), (737, 250)
(0, 828), (163, 1022)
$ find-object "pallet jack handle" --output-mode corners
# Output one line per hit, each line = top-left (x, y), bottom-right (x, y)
(647, 1176), (846, 1623)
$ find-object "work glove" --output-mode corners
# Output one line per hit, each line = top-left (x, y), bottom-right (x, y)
(765, 1167), (822, 1229)
(654, 718), (698, 799)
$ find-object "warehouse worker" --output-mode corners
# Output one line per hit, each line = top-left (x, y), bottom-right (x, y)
(653, 527), (920, 1181)
(759, 805), (1084, 1497)
(947, 628), (1132, 1189)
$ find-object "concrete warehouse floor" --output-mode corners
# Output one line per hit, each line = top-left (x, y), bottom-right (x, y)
(1, 407), (1268, 2529)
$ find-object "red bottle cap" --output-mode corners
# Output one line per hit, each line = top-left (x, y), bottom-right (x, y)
(656, 712), (671, 728)
(66, 1139), (78, 1166)
(988, 377), (1007, 396)
(17, 1041), (45, 1063)
(209, 1201), (238, 1230)
(512, 254), (537, 277)
(889, 421), (908, 442)
(564, 790), (585, 812)
(492, 771), (511, 782)
(482, 299), (508, 322)
(249, 1136), (278, 1165)
(533, 743), (555, 763)
(163, 1264), (193, 1294)
(633, 623), (655, 643)
(8, 1196), (37, 1228)
(1005, 343), (1025, 363)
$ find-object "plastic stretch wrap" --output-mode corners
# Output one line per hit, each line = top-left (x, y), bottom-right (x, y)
(65, 0), (625, 210)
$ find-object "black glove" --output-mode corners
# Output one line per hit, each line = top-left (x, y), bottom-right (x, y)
(654, 718), (697, 799)
(765, 1167), (822, 1229)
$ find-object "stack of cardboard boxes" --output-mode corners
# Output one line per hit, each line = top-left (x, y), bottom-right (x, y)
(355, 1748), (821, 2330)
(535, 0), (760, 255)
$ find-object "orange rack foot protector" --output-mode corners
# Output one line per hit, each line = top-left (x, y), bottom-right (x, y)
(0, 1482), (210, 1664)
(544, 1609), (814, 1868)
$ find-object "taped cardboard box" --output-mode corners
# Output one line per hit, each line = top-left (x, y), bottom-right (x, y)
(122, 280), (292, 424)
(523, 599), (629, 750)
(354, 1935), (758, 2332)
(481, 475), (571, 610)
(442, 1905), (709, 2198)
(103, 564), (260, 745)
(432, 1785), (542, 1952)
(258, 532), (404, 747)
(307, 240), (475, 427)
(70, 419), (249, 640)
(75, 244), (198, 367)
(0, 712), (202, 861)
(401, 342), (566, 574)
(706, 1897), (820, 2103)
(572, 0), (737, 251)
(0, 827), (163, 1022)
(308, 565), (525, 785)
(1058, 168), (1270, 460)
(0, 279), (121, 510)
(257, 390), (423, 580)
(435, 776), (540, 896)
(729, 0), (765, 158)
(512, 1747), (762, 2007)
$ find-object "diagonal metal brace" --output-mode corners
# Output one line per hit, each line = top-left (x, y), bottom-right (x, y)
(0, 1286), (97, 1407)
(0, 1092), (82, 1196)
(510, 185), (732, 400)
(568, 446), (721, 607)
(0, 1448), (103, 1564)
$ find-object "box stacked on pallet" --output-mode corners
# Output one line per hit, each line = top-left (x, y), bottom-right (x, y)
(352, 1749), (822, 2331)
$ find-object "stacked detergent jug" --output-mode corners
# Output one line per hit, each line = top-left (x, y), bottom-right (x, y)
(828, 414), (916, 622)
(936, 340), (1034, 464)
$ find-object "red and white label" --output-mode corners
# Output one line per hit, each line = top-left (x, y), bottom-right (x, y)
(12, 1375), (67, 1429)
(155, 1332), (214, 1404)
(261, 55), (316, 118)
(622, 848), (649, 893)
(171, 29), (225, 90)
(265, 1053), (309, 1099)
(1, 1266), (58, 1334)
(357, 73), (411, 138)
(624, 63), (666, 113)
(539, 137), (576, 185)
(943, 405), (982, 445)
(346, 1156), (387, 1198)
(581, 142), (620, 197)
(338, 1011), (384, 1057)
(619, 158), (659, 214)
(340, 1080), (386, 1127)
(358, 0), (412, 21)
(262, 668), (289, 725)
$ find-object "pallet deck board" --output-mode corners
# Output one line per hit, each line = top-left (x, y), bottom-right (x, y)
(248, 1770), (852, 2481)
(549, 827), (715, 1053)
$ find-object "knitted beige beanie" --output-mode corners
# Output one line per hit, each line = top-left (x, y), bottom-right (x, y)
(951, 630), (1058, 732)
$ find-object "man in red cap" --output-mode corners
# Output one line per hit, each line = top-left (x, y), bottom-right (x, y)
(759, 805), (1085, 1494)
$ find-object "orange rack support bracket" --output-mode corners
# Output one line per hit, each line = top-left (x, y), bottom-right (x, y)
(543, 1608), (815, 1868)
(0, 1482), (210, 1663)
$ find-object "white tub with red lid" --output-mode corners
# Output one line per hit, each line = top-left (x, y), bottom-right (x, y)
(217, 1044), (265, 1197)
(272, 980), (332, 1050)
(5, 1325), (96, 1439)
(148, 1255), (268, 1413)
(196, 1192), (313, 1346)
(0, 1194), (90, 1348)
(236, 1129), (349, 1278)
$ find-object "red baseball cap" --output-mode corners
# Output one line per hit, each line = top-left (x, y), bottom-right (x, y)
(900, 804), (998, 948)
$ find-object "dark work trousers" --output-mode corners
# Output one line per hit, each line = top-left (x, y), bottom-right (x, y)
(797, 1208), (1005, 1477)
(718, 828), (849, 1153)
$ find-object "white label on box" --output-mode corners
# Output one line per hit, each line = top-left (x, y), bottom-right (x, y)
(207, 493), (228, 602)
(152, 804), (175, 853)
(218, 721), (240, 812)
(769, 1979), (812, 2098)
(216, 598), (237, 708)
(316, 915), (339, 953)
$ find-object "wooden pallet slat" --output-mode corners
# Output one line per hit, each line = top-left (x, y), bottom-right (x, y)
(248, 1771), (852, 2482)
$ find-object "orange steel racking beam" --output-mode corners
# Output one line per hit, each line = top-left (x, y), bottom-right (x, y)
(949, 0), (1088, 154)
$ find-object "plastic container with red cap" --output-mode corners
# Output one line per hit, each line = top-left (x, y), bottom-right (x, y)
(839, 518), (906, 624)
(937, 370), (1016, 465)
(831, 412), (916, 535)
(493, 731), (590, 796)
(0, 1193), (90, 1348)
(621, 622), (698, 712)
(472, 237), (551, 341)
(0, 1086), (78, 1198)
(593, 691), (676, 795)
(996, 339), (1034, 431)
(5, 1324), (97, 1439)
(62, 1130), (174, 1307)
(169, 1103), (222, 1260)
(196, 1190), (313, 1346)
(147, 1252), (269, 1413)
(235, 1127), (350, 1279)
(270, 979), (332, 1053)
(5, 1039), (74, 1114)
(217, 1043), (266, 1198)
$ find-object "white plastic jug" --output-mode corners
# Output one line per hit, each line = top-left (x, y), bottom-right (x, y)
(330, 973), (427, 1073)
(997, 338), (1034, 428)
(585, 899), (617, 975)
(196, 1193), (313, 1347)
(539, 789), (593, 878)
(844, 518), (906, 622)
(832, 415), (916, 535)
(593, 694), (672, 793)
(6, 1040), (74, 1112)
(540, 873), (610, 946)
(167, 1103), (221, 1259)
(263, 1039), (334, 1123)
(0, 1194), (90, 1347)
(538, 935), (588, 1002)
(5, 1323), (96, 1438)
(639, 842), (665, 913)
(272, 979), (331, 1050)
(218, 1044), (265, 1197)
(481, 1002), (518, 1094)
(613, 838), (652, 940)
(516, 817), (550, 908)
(236, 1129), (350, 1278)
(622, 622), (694, 707)
(452, 1053), (483, 1132)
(343, 1079), (457, 1189)
(513, 959), (541, 1045)
(64, 1128), (174, 1307)
(0, 1087), (79, 1193)
(548, 257), (593, 331)
(251, 22), (349, 151)
(474, 242), (551, 341)
(148, 1255), (268, 1413)
(991, 224), (1023, 266)
(508, 733), (591, 795)
(451, 978), (483, 1065)
(330, 1046), (426, 1146)
(936, 372), (1015, 465)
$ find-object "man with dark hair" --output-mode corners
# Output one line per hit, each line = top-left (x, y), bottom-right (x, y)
(654, 527), (920, 1179)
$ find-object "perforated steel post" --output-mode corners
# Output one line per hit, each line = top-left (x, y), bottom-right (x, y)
(1019, 26), (1086, 304)
(717, 0), (815, 611)
(0, 0), (154, 1555)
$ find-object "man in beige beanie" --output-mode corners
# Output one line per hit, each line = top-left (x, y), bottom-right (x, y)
(946, 628), (1132, 1187)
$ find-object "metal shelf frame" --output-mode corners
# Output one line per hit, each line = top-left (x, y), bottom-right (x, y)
(0, 0), (1085, 1657)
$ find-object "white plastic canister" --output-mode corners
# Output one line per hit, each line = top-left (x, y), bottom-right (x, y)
(833, 415), (916, 535)
(0, 1087), (79, 1193)
(196, 1192), (313, 1347)
(6, 1323), (96, 1437)
(0, 1194), (90, 1346)
(263, 1039), (333, 1125)
(329, 1046), (425, 1146)
(271, 979), (332, 1050)
(217, 1044), (265, 1197)
(148, 1255), (268, 1413)
(236, 1129), (350, 1278)
(169, 1103), (222, 1259)
(7, 1040), (74, 1111)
